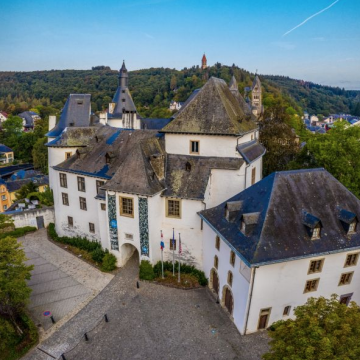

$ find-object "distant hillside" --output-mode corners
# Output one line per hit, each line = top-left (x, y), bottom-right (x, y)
(0, 65), (359, 117)
(264, 75), (360, 116)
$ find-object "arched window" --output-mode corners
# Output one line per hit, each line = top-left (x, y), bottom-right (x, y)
(215, 235), (220, 250)
(227, 271), (233, 287)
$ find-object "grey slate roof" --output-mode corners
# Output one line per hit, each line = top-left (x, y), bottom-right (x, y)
(141, 118), (171, 130)
(47, 94), (95, 137)
(199, 168), (360, 267)
(47, 126), (99, 147)
(163, 155), (243, 200)
(18, 111), (39, 128)
(5, 176), (49, 193)
(161, 77), (257, 136)
(237, 141), (266, 164)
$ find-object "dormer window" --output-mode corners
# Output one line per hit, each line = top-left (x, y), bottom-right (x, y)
(225, 201), (243, 222)
(302, 211), (322, 240)
(240, 212), (260, 236)
(69, 122), (74, 127)
(337, 208), (358, 235)
(349, 221), (357, 233)
(77, 100), (83, 105)
(312, 225), (321, 240)
(105, 153), (111, 164)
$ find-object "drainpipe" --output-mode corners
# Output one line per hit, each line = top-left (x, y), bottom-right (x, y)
(244, 266), (257, 335)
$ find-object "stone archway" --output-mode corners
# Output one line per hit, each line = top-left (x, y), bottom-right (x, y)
(210, 268), (220, 295)
(221, 285), (234, 316)
(120, 243), (139, 267)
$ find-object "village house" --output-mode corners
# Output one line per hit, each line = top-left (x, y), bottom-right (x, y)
(199, 168), (360, 334)
(47, 66), (265, 268)
(0, 144), (14, 164)
(0, 111), (8, 123)
(18, 111), (41, 131)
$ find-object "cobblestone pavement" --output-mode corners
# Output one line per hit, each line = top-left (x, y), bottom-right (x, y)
(23, 253), (269, 360)
(18, 229), (113, 332)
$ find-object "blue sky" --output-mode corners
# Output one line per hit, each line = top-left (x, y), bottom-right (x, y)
(1, 0), (359, 89)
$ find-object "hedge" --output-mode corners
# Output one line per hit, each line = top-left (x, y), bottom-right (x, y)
(140, 260), (208, 286)
(0, 226), (37, 240)
(48, 223), (117, 271)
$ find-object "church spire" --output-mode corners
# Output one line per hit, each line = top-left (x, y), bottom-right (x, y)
(119, 60), (128, 88)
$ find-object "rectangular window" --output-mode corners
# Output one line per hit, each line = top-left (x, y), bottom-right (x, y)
(170, 239), (176, 251)
(101, 203), (106, 211)
(65, 152), (72, 159)
(1, 195), (6, 200)
(214, 255), (218, 269)
(251, 168), (256, 185)
(79, 197), (87, 210)
(77, 176), (86, 192)
(283, 306), (291, 316)
(308, 259), (324, 274)
(96, 180), (105, 195)
(60, 173), (67, 188)
(215, 235), (220, 250)
(62, 193), (69, 206)
(68, 216), (73, 227)
(345, 253), (359, 267)
(3, 205), (7, 210)
(166, 199), (181, 218)
(339, 272), (354, 286)
(89, 223), (95, 233)
(340, 293), (353, 306)
(190, 140), (199, 154)
(230, 250), (236, 267)
(227, 271), (233, 287)
(120, 196), (134, 217)
(304, 279), (319, 293)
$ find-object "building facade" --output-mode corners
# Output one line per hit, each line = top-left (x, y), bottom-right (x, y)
(48, 74), (265, 269)
(200, 169), (360, 334)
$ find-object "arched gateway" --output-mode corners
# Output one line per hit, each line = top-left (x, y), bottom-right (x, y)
(119, 243), (140, 267)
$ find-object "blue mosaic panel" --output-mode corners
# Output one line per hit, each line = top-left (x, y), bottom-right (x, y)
(108, 194), (119, 250)
(138, 197), (149, 256)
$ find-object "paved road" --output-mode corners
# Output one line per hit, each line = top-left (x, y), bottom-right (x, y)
(23, 253), (269, 360)
(19, 229), (113, 333)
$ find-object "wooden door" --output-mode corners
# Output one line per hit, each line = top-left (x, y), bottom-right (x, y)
(225, 288), (233, 314)
(258, 314), (268, 330)
(212, 271), (219, 295)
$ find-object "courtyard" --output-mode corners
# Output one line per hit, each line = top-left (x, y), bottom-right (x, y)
(21, 231), (269, 360)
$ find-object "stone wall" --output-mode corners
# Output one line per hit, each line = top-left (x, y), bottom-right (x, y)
(9, 206), (54, 229)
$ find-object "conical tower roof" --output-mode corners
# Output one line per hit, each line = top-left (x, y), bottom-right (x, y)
(161, 77), (257, 136)
(229, 75), (238, 91)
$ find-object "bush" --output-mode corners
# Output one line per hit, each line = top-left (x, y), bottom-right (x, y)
(91, 247), (105, 263)
(153, 261), (208, 286)
(139, 260), (155, 280)
(0, 226), (37, 240)
(101, 253), (117, 272)
(48, 223), (116, 272)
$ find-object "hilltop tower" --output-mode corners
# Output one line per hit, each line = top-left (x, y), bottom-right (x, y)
(251, 74), (263, 117)
(201, 54), (207, 70)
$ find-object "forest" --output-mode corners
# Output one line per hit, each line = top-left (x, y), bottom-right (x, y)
(1, 64), (359, 119)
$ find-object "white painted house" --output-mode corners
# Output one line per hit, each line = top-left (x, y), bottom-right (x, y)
(47, 72), (265, 270)
(199, 168), (360, 334)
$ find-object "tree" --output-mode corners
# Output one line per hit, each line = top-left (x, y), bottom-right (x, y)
(15, 182), (38, 200)
(263, 295), (360, 360)
(0, 237), (33, 335)
(289, 122), (360, 198)
(32, 137), (48, 173)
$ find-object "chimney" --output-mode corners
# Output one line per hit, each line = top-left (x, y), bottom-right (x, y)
(49, 115), (56, 131)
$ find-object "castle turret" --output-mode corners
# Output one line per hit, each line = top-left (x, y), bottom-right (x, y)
(119, 61), (128, 88)
(202, 54), (207, 69)
(251, 74), (263, 117)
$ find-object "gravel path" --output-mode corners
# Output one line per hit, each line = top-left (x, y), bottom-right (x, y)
(22, 252), (268, 360)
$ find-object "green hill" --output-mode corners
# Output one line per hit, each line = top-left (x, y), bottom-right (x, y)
(0, 65), (359, 118)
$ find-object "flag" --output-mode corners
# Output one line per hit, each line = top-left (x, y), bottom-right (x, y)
(179, 233), (182, 255)
(172, 228), (175, 246)
(160, 230), (164, 250)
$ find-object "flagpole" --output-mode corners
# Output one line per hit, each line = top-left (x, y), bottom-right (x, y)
(172, 228), (175, 276)
(178, 233), (181, 283)
(160, 230), (164, 279)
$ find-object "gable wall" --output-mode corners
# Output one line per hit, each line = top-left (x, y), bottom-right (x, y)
(246, 250), (360, 333)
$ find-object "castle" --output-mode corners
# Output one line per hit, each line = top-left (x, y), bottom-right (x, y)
(47, 64), (360, 335)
